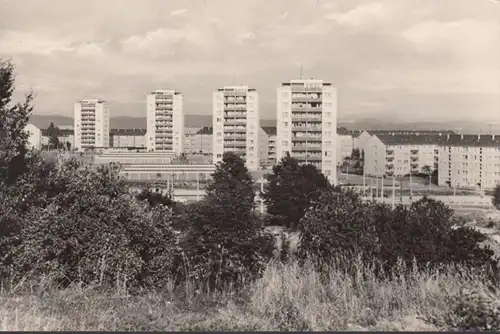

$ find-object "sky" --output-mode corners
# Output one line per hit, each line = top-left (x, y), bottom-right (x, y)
(1, 0), (500, 123)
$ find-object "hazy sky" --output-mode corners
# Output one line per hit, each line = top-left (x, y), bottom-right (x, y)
(1, 0), (500, 122)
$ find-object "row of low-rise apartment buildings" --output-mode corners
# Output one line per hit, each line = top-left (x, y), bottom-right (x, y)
(363, 132), (500, 190)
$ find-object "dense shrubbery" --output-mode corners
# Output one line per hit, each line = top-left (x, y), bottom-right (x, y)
(298, 188), (499, 282)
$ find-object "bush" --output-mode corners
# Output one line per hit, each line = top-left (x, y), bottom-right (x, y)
(6, 158), (179, 290)
(493, 185), (500, 210)
(298, 189), (499, 281)
(174, 152), (275, 290)
(297, 188), (380, 275)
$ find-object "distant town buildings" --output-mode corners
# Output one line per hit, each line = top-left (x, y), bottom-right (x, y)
(110, 128), (146, 148)
(146, 90), (184, 155)
(438, 134), (500, 190)
(337, 127), (354, 165)
(184, 126), (213, 154)
(212, 85), (260, 171)
(74, 99), (110, 151)
(276, 79), (337, 184)
(364, 134), (444, 177)
(24, 124), (42, 150)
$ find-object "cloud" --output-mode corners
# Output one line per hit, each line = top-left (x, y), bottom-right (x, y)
(0, 0), (498, 122)
(0, 31), (74, 55)
(169, 8), (188, 17)
(326, 2), (394, 27)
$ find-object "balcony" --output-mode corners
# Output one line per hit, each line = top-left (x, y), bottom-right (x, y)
(291, 86), (323, 93)
(291, 115), (322, 122)
(386, 156), (394, 162)
(410, 149), (419, 155)
(386, 150), (394, 156)
(411, 156), (419, 162)
(225, 111), (246, 117)
(224, 128), (246, 133)
(292, 135), (322, 142)
(410, 162), (419, 168)
(224, 134), (246, 140)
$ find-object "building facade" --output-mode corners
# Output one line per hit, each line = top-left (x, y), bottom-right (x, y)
(24, 124), (42, 150)
(262, 126), (277, 166)
(74, 99), (110, 151)
(41, 129), (75, 149)
(110, 129), (146, 148)
(146, 90), (184, 155)
(364, 134), (443, 177)
(276, 79), (337, 183)
(212, 85), (260, 171)
(337, 127), (354, 166)
(184, 126), (213, 155)
(438, 134), (500, 190)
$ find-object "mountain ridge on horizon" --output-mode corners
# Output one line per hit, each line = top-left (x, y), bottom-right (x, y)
(28, 114), (500, 134)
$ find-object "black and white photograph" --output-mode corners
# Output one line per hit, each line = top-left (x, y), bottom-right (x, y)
(1, 0), (500, 331)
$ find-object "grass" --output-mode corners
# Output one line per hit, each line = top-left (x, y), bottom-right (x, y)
(0, 258), (492, 331)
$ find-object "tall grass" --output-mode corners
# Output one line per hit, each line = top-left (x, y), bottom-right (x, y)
(0, 257), (490, 331)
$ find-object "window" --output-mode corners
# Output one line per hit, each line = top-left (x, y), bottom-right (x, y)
(217, 154), (222, 158)
(326, 112), (332, 117)
(282, 112), (289, 117)
(283, 121), (289, 127)
(217, 117), (221, 122)
(282, 141), (288, 146)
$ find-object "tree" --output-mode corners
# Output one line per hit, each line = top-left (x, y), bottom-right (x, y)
(175, 152), (275, 289)
(0, 59), (34, 185)
(422, 165), (432, 185)
(46, 122), (61, 150)
(262, 153), (332, 230)
(65, 142), (71, 151)
(493, 185), (500, 210)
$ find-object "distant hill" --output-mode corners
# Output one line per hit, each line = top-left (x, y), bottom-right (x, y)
(28, 114), (500, 134)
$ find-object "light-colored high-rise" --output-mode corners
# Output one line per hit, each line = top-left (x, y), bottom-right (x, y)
(212, 85), (260, 171)
(146, 90), (184, 155)
(276, 79), (337, 184)
(74, 99), (110, 151)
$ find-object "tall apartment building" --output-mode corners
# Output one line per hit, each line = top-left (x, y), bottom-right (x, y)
(74, 99), (110, 151)
(146, 90), (184, 155)
(276, 79), (337, 184)
(438, 134), (500, 189)
(212, 85), (260, 171)
(262, 126), (277, 166)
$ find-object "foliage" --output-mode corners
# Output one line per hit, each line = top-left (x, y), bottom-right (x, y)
(426, 287), (500, 331)
(46, 122), (62, 150)
(0, 59), (33, 185)
(297, 188), (380, 273)
(175, 152), (275, 290)
(6, 158), (179, 290)
(298, 189), (498, 280)
(262, 153), (332, 230)
(135, 187), (175, 208)
(493, 185), (500, 210)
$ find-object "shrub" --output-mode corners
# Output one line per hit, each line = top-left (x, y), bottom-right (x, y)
(6, 158), (179, 290)
(427, 287), (500, 331)
(174, 152), (275, 290)
(297, 188), (380, 274)
(263, 153), (331, 230)
(493, 185), (500, 210)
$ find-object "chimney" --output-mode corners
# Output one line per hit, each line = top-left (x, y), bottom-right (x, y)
(461, 134), (464, 140)
(447, 134), (450, 140)
(478, 134), (481, 140)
